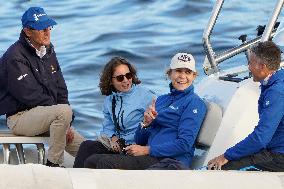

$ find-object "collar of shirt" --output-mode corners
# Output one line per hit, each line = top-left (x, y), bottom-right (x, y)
(35, 46), (47, 58)
(260, 70), (278, 86)
(25, 37), (47, 58)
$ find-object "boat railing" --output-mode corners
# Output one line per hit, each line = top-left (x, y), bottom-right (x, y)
(202, 0), (284, 76)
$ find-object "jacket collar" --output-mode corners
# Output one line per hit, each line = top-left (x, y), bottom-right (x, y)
(112, 85), (136, 98)
(261, 68), (284, 90)
(19, 30), (54, 58)
(169, 83), (194, 97)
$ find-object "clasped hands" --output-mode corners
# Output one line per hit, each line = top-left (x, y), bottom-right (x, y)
(110, 136), (149, 156)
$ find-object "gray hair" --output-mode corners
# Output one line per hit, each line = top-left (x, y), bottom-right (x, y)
(250, 41), (281, 70)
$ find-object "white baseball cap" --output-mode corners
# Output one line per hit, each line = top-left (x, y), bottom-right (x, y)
(170, 53), (196, 72)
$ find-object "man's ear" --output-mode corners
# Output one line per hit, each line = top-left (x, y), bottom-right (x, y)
(260, 63), (267, 70)
(23, 28), (31, 38)
(260, 63), (271, 75)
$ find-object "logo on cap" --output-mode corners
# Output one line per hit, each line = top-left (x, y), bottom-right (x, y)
(178, 54), (191, 62)
(170, 53), (196, 72)
(33, 13), (47, 21)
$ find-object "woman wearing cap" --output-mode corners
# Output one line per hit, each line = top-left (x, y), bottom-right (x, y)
(73, 57), (155, 168)
(83, 53), (207, 169)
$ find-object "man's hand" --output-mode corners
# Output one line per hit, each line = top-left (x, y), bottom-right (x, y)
(207, 154), (229, 170)
(66, 127), (74, 144)
(125, 145), (149, 156)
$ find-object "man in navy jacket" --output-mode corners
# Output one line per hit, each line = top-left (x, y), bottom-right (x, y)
(0, 7), (85, 167)
(208, 41), (284, 171)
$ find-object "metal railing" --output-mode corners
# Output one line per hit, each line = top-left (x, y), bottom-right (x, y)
(202, 0), (284, 75)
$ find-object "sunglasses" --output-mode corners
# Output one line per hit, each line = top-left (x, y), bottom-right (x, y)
(112, 72), (133, 82)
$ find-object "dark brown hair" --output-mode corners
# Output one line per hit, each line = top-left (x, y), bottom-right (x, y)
(99, 57), (141, 96)
(250, 41), (281, 70)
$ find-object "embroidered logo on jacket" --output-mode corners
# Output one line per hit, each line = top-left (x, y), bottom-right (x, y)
(51, 65), (57, 74)
(17, 74), (28, 80)
(169, 105), (179, 110)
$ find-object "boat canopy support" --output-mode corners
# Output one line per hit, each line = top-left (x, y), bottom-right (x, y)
(202, 0), (284, 75)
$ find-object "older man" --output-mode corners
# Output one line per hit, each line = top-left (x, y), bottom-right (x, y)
(0, 7), (85, 167)
(208, 41), (284, 171)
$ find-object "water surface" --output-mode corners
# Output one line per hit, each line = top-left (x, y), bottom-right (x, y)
(0, 0), (282, 138)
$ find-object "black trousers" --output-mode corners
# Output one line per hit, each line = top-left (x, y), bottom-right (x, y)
(222, 150), (284, 172)
(84, 153), (160, 169)
(74, 140), (160, 169)
(73, 140), (114, 168)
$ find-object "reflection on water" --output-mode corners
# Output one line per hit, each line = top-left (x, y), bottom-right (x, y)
(0, 0), (282, 138)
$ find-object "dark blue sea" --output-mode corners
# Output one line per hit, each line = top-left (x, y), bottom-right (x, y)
(0, 0), (282, 139)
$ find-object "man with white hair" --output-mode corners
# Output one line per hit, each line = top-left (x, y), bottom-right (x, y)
(0, 7), (85, 167)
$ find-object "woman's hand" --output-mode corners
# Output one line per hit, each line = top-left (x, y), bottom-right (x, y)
(110, 135), (121, 153)
(125, 144), (150, 156)
(142, 98), (158, 128)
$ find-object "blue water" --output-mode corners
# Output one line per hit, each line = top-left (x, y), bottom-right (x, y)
(0, 0), (282, 139)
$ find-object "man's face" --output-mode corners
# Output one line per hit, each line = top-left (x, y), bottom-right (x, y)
(23, 27), (51, 49)
(248, 53), (267, 82)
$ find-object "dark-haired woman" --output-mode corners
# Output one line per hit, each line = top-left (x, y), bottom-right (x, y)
(73, 57), (155, 168)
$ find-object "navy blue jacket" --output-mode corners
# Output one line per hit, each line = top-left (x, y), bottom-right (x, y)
(225, 69), (284, 160)
(135, 84), (207, 167)
(0, 31), (68, 116)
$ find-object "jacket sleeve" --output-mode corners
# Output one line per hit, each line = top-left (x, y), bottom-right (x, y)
(225, 89), (284, 161)
(150, 99), (207, 157)
(7, 58), (54, 107)
(135, 123), (152, 145)
(134, 88), (156, 145)
(100, 97), (116, 137)
(56, 59), (69, 104)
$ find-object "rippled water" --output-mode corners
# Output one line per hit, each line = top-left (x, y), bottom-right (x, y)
(0, 0), (282, 138)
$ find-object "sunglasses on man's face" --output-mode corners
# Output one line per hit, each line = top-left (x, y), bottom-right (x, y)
(112, 72), (133, 82)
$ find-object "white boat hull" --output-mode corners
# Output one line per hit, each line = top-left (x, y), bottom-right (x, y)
(1, 164), (284, 189)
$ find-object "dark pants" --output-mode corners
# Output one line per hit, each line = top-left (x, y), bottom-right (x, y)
(73, 140), (114, 168)
(84, 153), (160, 169)
(223, 150), (284, 172)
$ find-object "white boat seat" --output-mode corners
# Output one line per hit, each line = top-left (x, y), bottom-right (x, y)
(0, 130), (49, 164)
(196, 101), (223, 148)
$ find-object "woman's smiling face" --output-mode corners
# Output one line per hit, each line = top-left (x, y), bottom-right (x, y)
(169, 68), (196, 91)
(111, 64), (133, 93)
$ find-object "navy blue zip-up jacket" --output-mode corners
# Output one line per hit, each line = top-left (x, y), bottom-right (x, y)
(225, 69), (284, 160)
(135, 84), (207, 167)
(0, 31), (68, 116)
